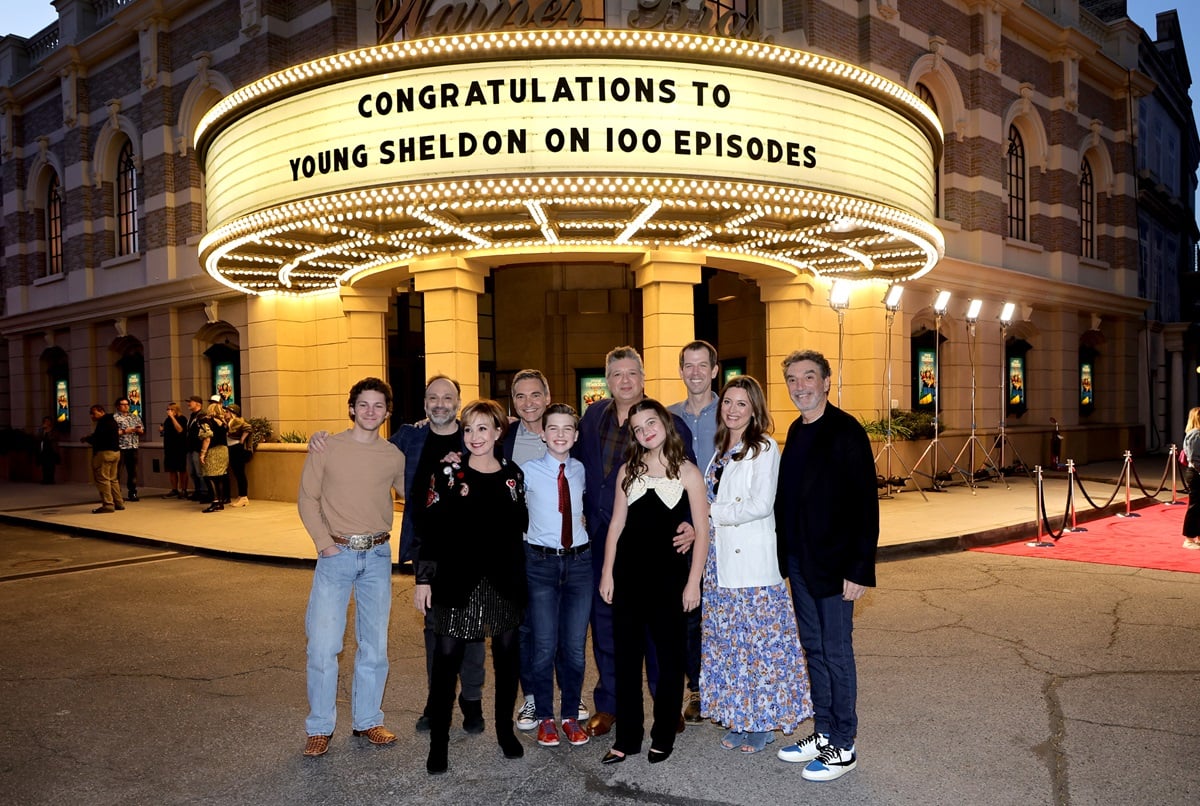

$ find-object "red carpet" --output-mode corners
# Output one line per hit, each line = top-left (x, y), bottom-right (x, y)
(971, 499), (1200, 573)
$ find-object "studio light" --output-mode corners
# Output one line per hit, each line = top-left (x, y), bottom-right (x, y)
(933, 289), (951, 314)
(884, 284), (904, 311)
(999, 301), (1016, 325)
(965, 298), (983, 323)
(829, 279), (852, 310)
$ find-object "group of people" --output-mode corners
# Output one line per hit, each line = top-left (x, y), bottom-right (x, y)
(161, 394), (253, 511)
(297, 342), (879, 786)
(81, 393), (252, 514)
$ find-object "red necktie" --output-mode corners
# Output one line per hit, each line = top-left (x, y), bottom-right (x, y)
(558, 463), (572, 548)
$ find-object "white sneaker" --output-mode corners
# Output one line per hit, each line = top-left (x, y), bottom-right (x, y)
(777, 731), (828, 763)
(516, 697), (537, 731)
(576, 703), (590, 721)
(801, 744), (857, 782)
(1183, 538), (1200, 550)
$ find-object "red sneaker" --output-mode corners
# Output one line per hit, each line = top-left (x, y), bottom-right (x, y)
(560, 718), (589, 746)
(536, 718), (560, 747)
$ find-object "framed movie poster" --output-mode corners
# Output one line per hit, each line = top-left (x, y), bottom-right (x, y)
(916, 348), (936, 408)
(215, 363), (236, 406)
(577, 370), (609, 413)
(55, 380), (70, 424)
(722, 358), (746, 384)
(1008, 356), (1026, 407)
(125, 372), (143, 418)
(1080, 361), (1095, 415)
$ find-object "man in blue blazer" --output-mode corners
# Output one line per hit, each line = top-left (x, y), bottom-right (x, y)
(774, 350), (878, 782)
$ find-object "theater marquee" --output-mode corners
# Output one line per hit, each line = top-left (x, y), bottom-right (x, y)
(197, 30), (943, 295)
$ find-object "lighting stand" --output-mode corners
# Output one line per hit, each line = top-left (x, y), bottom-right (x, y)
(835, 306), (846, 406)
(910, 310), (972, 492)
(875, 305), (927, 501)
(951, 318), (1006, 492)
(989, 321), (1031, 480)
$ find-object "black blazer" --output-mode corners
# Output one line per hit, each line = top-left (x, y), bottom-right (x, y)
(775, 403), (879, 598)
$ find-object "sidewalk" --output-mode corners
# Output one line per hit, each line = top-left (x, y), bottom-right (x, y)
(0, 457), (1172, 562)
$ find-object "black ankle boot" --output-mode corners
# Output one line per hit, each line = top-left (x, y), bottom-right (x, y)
(459, 695), (485, 734)
(496, 723), (523, 759)
(427, 735), (449, 774)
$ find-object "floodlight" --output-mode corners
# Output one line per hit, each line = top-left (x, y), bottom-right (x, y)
(999, 302), (1016, 325)
(933, 290), (951, 314)
(884, 284), (904, 311)
(965, 298), (983, 322)
(829, 279), (851, 310)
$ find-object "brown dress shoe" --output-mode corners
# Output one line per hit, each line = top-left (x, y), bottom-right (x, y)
(584, 711), (615, 737)
(303, 735), (330, 757)
(353, 725), (397, 745)
(684, 691), (702, 723)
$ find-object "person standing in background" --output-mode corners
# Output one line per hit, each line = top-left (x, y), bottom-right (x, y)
(83, 404), (123, 514)
(113, 397), (144, 502)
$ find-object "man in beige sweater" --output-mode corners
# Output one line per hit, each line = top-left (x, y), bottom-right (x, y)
(298, 377), (406, 757)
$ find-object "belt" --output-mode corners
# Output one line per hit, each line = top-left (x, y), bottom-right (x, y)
(527, 542), (589, 557)
(332, 532), (390, 551)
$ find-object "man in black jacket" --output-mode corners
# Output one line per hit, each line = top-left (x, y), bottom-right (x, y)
(83, 404), (124, 513)
(774, 350), (878, 782)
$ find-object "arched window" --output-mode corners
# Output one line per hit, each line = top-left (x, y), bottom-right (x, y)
(46, 173), (63, 277)
(1007, 126), (1026, 240)
(1080, 157), (1095, 259)
(117, 140), (139, 256)
(915, 83), (941, 218)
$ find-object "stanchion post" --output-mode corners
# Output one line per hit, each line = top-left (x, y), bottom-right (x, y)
(1116, 450), (1140, 518)
(1026, 465), (1054, 547)
(1063, 459), (1087, 533)
(1164, 444), (1185, 506)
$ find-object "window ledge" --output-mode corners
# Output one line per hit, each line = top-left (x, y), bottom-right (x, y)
(1080, 256), (1109, 270)
(101, 253), (142, 270)
(935, 217), (961, 233)
(1003, 237), (1043, 254)
(33, 272), (64, 286)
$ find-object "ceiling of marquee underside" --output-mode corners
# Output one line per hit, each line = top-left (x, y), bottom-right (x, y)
(201, 181), (944, 295)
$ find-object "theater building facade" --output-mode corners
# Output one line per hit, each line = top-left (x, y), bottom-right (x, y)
(1, 0), (1193, 491)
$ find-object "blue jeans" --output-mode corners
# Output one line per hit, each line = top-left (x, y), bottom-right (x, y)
(787, 556), (857, 749)
(525, 544), (592, 720)
(305, 544), (392, 736)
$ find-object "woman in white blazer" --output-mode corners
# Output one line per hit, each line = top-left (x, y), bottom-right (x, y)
(700, 375), (813, 754)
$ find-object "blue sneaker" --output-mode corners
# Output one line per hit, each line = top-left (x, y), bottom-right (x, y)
(777, 731), (828, 763)
(801, 744), (857, 781)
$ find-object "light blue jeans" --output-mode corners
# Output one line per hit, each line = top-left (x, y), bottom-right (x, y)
(305, 544), (392, 736)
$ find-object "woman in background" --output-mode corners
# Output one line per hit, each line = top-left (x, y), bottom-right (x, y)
(1182, 407), (1200, 550)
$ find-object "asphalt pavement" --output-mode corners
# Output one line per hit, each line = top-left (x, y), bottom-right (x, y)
(1, 454), (1196, 806)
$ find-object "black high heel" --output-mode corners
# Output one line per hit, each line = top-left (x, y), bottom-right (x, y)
(648, 747), (672, 764)
(601, 750), (626, 765)
(202, 502), (224, 513)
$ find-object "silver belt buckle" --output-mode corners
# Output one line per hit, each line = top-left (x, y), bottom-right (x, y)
(345, 534), (373, 551)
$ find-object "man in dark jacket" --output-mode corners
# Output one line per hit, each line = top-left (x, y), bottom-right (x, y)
(83, 404), (124, 513)
(574, 346), (694, 737)
(774, 350), (878, 782)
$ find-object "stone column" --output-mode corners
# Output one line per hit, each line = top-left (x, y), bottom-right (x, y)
(409, 256), (488, 402)
(633, 250), (701, 402)
(759, 275), (819, 437)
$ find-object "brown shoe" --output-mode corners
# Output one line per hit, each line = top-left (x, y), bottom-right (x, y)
(684, 691), (702, 723)
(584, 711), (615, 737)
(677, 713), (686, 734)
(353, 725), (397, 745)
(303, 735), (330, 757)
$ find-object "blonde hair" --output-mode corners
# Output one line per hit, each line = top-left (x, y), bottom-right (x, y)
(1187, 407), (1200, 432)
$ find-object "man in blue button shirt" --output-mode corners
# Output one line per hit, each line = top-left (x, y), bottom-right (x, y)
(668, 340), (720, 723)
